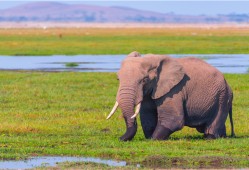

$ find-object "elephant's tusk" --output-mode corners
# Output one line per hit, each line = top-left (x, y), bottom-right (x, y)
(131, 103), (141, 119)
(106, 101), (119, 119)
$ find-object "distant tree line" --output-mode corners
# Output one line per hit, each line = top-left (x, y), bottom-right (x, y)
(0, 13), (249, 23)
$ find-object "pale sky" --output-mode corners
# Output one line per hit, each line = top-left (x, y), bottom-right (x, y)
(0, 1), (249, 15)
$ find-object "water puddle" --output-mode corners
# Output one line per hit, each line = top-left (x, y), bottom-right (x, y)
(0, 156), (128, 169)
(174, 54), (249, 74)
(0, 54), (248, 73)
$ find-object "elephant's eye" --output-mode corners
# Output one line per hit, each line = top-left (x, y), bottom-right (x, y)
(142, 77), (149, 83)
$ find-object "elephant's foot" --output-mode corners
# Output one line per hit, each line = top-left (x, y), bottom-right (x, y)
(204, 134), (216, 140)
(119, 124), (137, 141)
(196, 125), (205, 133)
(204, 132), (228, 139)
(144, 128), (155, 139)
(204, 125), (227, 139)
(152, 125), (172, 140)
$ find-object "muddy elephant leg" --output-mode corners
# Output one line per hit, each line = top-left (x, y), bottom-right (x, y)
(205, 94), (229, 139)
(218, 124), (226, 137)
(196, 125), (205, 133)
(140, 96), (157, 139)
(152, 98), (184, 140)
(151, 124), (173, 140)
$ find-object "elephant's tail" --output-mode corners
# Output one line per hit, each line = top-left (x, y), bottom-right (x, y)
(226, 80), (235, 138)
(229, 96), (235, 137)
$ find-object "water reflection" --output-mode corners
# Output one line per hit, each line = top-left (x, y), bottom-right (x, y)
(0, 54), (248, 73)
(0, 156), (127, 169)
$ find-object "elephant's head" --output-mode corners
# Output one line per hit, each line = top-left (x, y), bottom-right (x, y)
(107, 51), (185, 141)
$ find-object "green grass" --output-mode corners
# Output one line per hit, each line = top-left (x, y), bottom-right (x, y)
(0, 71), (248, 168)
(0, 28), (249, 55)
(65, 62), (79, 67)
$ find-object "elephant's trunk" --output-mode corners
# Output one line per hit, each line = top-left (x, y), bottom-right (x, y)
(118, 87), (138, 141)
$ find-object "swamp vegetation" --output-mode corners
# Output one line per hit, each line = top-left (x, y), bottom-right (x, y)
(0, 72), (248, 168)
(0, 27), (248, 168)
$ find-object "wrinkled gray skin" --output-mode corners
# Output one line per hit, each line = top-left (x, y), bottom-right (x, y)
(115, 51), (235, 141)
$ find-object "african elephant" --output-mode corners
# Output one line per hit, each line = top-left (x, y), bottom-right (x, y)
(107, 51), (235, 141)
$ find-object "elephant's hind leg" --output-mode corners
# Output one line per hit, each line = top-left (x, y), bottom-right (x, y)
(140, 96), (157, 139)
(205, 92), (229, 138)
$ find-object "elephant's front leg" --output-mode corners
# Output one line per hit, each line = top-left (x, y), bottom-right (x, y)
(152, 98), (184, 140)
(140, 96), (157, 139)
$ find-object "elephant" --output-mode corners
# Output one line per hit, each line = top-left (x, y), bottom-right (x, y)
(107, 51), (235, 141)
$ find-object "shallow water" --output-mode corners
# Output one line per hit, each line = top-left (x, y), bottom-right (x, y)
(0, 156), (127, 169)
(0, 54), (248, 73)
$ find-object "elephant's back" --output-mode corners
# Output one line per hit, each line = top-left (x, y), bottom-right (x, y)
(177, 57), (221, 75)
(177, 57), (224, 83)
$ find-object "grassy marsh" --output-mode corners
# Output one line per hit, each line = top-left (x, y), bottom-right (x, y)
(0, 26), (248, 168)
(0, 27), (249, 55)
(0, 72), (248, 168)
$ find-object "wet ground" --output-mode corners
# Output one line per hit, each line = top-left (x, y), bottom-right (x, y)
(0, 54), (248, 169)
(0, 54), (248, 73)
(0, 156), (127, 169)
(0, 155), (245, 169)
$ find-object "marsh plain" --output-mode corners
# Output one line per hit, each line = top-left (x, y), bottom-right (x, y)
(0, 25), (248, 169)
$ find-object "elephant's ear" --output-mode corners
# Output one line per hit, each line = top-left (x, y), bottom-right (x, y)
(127, 51), (141, 58)
(152, 57), (185, 99)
